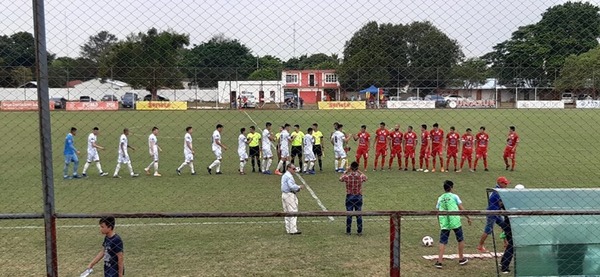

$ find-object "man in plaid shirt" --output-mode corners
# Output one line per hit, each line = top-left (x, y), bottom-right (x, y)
(340, 161), (367, 235)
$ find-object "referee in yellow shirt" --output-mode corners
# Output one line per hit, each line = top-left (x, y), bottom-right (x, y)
(312, 123), (324, 171)
(290, 124), (305, 169)
(247, 126), (261, 172)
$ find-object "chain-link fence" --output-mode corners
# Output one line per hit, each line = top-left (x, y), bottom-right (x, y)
(2, 0), (600, 276)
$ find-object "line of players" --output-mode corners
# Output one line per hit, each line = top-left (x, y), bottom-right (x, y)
(335, 122), (520, 173)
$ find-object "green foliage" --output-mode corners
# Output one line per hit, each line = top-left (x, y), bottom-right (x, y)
(48, 57), (97, 88)
(9, 66), (32, 87)
(80, 31), (118, 63)
(99, 28), (189, 96)
(484, 2), (600, 87)
(555, 47), (600, 91)
(283, 53), (339, 70)
(450, 58), (489, 89)
(338, 21), (463, 90)
(248, 68), (279, 80)
(0, 32), (54, 87)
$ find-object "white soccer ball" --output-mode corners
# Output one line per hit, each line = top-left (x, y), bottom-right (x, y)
(422, 235), (434, 247)
(515, 184), (525, 189)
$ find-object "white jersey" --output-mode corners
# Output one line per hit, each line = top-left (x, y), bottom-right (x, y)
(332, 130), (345, 151)
(87, 133), (97, 153)
(280, 130), (290, 151)
(238, 134), (248, 152)
(118, 134), (129, 156)
(303, 134), (314, 154)
(212, 130), (221, 151)
(148, 133), (158, 154)
(262, 129), (271, 149)
(184, 133), (193, 155)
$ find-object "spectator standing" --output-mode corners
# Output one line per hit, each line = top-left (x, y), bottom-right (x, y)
(339, 161), (367, 235)
(281, 163), (303, 235)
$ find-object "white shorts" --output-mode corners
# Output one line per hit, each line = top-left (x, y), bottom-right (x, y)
(213, 149), (222, 160)
(184, 153), (194, 163)
(280, 148), (290, 158)
(304, 151), (316, 161)
(334, 149), (347, 159)
(150, 152), (158, 162)
(118, 155), (131, 164)
(262, 148), (273, 158)
(238, 151), (248, 160)
(87, 150), (99, 162)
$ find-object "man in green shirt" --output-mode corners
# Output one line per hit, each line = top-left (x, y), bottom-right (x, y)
(435, 180), (472, 269)
(312, 123), (324, 171)
(247, 126), (261, 172)
(290, 124), (305, 169)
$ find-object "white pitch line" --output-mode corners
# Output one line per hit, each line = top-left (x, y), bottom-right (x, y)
(242, 110), (333, 221)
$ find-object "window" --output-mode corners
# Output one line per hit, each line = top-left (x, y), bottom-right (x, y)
(286, 74), (298, 84)
(325, 73), (338, 83)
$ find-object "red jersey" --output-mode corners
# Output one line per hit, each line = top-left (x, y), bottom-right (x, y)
(404, 132), (417, 148)
(476, 132), (489, 150)
(461, 133), (474, 152)
(356, 132), (370, 149)
(506, 132), (519, 148)
(421, 131), (430, 148)
(389, 131), (403, 148)
(430, 129), (444, 147)
(375, 129), (390, 147)
(446, 132), (460, 151)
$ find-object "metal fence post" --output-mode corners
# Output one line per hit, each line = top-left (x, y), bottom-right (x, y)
(390, 213), (401, 277)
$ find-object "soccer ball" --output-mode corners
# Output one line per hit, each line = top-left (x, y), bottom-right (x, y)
(422, 236), (434, 247)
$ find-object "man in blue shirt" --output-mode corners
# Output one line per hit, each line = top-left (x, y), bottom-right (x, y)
(281, 163), (303, 235)
(477, 176), (510, 252)
(86, 216), (124, 277)
(63, 127), (81, 179)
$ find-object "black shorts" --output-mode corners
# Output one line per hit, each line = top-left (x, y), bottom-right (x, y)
(291, 146), (303, 157)
(313, 145), (323, 156)
(249, 146), (260, 157)
(439, 227), (464, 244)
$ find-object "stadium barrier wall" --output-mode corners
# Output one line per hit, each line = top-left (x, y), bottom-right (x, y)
(65, 101), (119, 111)
(0, 100), (55, 111)
(448, 100), (497, 109)
(576, 100), (600, 109)
(135, 101), (188, 110)
(516, 101), (565, 109)
(317, 101), (366, 110)
(386, 100), (436, 109)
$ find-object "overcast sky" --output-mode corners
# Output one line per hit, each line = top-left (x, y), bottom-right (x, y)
(1, 0), (597, 61)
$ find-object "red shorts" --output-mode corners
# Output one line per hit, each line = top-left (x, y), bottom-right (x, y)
(446, 148), (458, 158)
(503, 147), (516, 159)
(356, 147), (369, 158)
(404, 147), (415, 158)
(391, 146), (402, 156)
(431, 145), (443, 157)
(375, 145), (387, 156)
(419, 148), (431, 159)
(476, 148), (488, 158)
(461, 150), (473, 159)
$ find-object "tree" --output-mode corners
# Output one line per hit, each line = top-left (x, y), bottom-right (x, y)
(10, 66), (32, 87)
(0, 32), (54, 87)
(80, 31), (118, 63)
(99, 28), (189, 98)
(450, 58), (488, 89)
(555, 47), (600, 91)
(183, 34), (255, 87)
(48, 57), (98, 87)
(248, 55), (283, 80)
(484, 2), (600, 87)
(283, 53), (339, 69)
(337, 21), (462, 90)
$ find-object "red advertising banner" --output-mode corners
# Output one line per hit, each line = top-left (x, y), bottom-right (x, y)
(0, 100), (55, 111)
(66, 101), (119, 111)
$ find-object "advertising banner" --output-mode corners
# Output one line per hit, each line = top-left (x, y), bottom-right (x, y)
(386, 100), (436, 109)
(0, 100), (55, 111)
(516, 101), (564, 109)
(317, 101), (366, 110)
(135, 101), (188, 110)
(447, 100), (496, 109)
(66, 101), (119, 111)
(576, 100), (600, 109)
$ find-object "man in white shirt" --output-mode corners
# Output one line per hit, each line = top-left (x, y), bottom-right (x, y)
(113, 128), (139, 178)
(207, 124), (227, 174)
(331, 124), (350, 172)
(303, 128), (316, 174)
(275, 123), (291, 176)
(145, 127), (162, 177)
(261, 122), (274, 174)
(281, 163), (303, 235)
(82, 127), (108, 177)
(177, 126), (196, 175)
(238, 127), (249, 175)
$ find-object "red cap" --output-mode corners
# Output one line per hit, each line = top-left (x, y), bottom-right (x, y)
(497, 176), (510, 185)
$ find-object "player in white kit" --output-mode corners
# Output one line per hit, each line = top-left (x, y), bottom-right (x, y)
(261, 122), (275, 174)
(177, 126), (196, 175)
(238, 128), (249, 175)
(331, 124), (350, 172)
(275, 124), (292, 176)
(145, 127), (162, 176)
(82, 127), (108, 177)
(207, 124), (227, 175)
(303, 128), (316, 174)
(113, 128), (139, 178)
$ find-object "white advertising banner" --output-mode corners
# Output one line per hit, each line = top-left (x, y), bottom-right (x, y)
(387, 100), (436, 109)
(516, 101), (564, 109)
(576, 100), (600, 109)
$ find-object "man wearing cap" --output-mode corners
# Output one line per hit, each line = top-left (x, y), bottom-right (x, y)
(477, 176), (510, 252)
(281, 163), (304, 235)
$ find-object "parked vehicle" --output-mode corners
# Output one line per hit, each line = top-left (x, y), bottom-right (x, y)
(101, 94), (119, 101)
(50, 97), (67, 109)
(121, 92), (139, 108)
(79, 96), (96, 102)
(424, 94), (446, 108)
(239, 91), (257, 108)
(561, 92), (574, 104)
(143, 94), (169, 101)
(444, 94), (466, 102)
(577, 94), (593, 100)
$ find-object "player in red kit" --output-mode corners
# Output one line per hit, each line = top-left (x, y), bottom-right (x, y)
(388, 124), (403, 170)
(418, 124), (431, 172)
(353, 125), (370, 170)
(373, 122), (389, 171)
(503, 126), (520, 171)
(445, 126), (460, 172)
(403, 126), (417, 171)
(458, 128), (474, 172)
(430, 123), (445, 172)
(474, 126), (489, 171)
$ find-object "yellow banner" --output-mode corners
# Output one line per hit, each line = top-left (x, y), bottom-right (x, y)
(136, 101), (188, 110)
(318, 101), (366, 110)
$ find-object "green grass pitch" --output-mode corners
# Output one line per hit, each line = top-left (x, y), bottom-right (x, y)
(0, 108), (598, 276)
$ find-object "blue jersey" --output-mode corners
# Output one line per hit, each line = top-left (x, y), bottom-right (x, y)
(487, 185), (502, 210)
(63, 133), (76, 155)
(103, 234), (124, 277)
